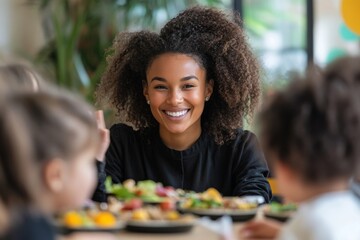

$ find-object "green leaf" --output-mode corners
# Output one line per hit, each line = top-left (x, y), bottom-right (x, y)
(113, 187), (135, 200)
(137, 180), (157, 193)
(105, 176), (113, 193)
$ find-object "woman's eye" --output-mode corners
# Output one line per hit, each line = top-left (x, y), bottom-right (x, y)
(183, 84), (195, 89)
(154, 85), (167, 90)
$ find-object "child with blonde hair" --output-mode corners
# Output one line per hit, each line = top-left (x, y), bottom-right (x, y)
(0, 65), (116, 240)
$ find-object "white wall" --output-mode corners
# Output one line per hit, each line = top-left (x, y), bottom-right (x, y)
(0, 0), (45, 59)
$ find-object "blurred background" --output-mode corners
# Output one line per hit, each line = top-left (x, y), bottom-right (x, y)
(0, 0), (359, 105)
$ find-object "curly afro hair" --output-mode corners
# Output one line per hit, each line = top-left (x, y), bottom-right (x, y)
(258, 56), (360, 185)
(96, 6), (261, 145)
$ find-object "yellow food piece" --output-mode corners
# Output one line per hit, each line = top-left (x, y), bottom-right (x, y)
(165, 211), (180, 220)
(182, 199), (193, 209)
(63, 211), (83, 227)
(94, 211), (117, 227)
(237, 202), (257, 210)
(132, 209), (150, 221)
(202, 188), (222, 203)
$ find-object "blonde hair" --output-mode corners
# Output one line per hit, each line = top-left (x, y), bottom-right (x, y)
(0, 63), (44, 93)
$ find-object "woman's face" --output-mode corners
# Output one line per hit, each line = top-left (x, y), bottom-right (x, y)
(144, 53), (213, 137)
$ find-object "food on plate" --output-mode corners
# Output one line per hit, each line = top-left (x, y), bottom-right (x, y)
(61, 210), (118, 228)
(105, 177), (177, 202)
(201, 188), (222, 203)
(223, 197), (258, 210)
(180, 187), (258, 210)
(165, 211), (180, 220)
(263, 202), (298, 222)
(129, 206), (193, 222)
(93, 211), (117, 227)
(267, 202), (297, 213)
(132, 209), (150, 221)
(63, 211), (84, 227)
(107, 196), (124, 212)
(125, 206), (196, 234)
(104, 194), (192, 224)
(160, 199), (176, 211)
(122, 198), (143, 210)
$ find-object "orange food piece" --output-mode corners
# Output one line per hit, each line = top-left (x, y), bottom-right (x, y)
(94, 211), (117, 227)
(63, 211), (83, 227)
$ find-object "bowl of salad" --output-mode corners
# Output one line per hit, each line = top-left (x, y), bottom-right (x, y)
(263, 202), (297, 222)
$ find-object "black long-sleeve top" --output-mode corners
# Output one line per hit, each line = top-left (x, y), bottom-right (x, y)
(93, 124), (271, 202)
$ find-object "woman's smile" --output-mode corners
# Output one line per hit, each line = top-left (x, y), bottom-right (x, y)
(163, 109), (190, 118)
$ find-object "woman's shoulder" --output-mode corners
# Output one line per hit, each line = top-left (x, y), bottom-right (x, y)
(110, 123), (135, 132)
(109, 123), (153, 141)
(227, 128), (259, 145)
(207, 128), (260, 152)
(108, 124), (136, 142)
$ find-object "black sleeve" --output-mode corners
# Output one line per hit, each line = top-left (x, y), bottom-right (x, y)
(92, 124), (125, 202)
(104, 125), (124, 184)
(91, 160), (107, 202)
(232, 131), (272, 203)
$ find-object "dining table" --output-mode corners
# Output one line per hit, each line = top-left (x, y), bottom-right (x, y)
(60, 195), (282, 240)
(61, 205), (276, 240)
(113, 207), (272, 240)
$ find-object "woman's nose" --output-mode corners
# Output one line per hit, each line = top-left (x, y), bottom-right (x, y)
(167, 89), (183, 105)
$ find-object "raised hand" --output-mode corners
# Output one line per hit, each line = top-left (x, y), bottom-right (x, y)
(95, 110), (110, 162)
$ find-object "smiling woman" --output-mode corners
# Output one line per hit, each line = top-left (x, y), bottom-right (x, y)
(93, 6), (271, 203)
(144, 53), (212, 150)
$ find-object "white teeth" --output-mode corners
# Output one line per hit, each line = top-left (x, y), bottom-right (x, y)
(165, 110), (188, 117)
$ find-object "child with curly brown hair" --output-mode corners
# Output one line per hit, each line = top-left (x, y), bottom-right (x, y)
(240, 56), (360, 240)
(93, 6), (271, 203)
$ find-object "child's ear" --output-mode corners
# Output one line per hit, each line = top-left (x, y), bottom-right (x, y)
(43, 158), (66, 193)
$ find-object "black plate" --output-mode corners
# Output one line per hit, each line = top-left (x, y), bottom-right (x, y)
(125, 220), (195, 233)
(178, 207), (257, 222)
(56, 222), (124, 235)
(263, 211), (293, 222)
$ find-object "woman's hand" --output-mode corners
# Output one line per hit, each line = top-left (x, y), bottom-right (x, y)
(95, 110), (110, 162)
(238, 218), (282, 239)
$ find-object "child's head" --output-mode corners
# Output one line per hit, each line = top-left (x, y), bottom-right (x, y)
(0, 63), (43, 92)
(0, 96), (38, 233)
(2, 90), (100, 213)
(0, 64), (46, 231)
(259, 56), (360, 202)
